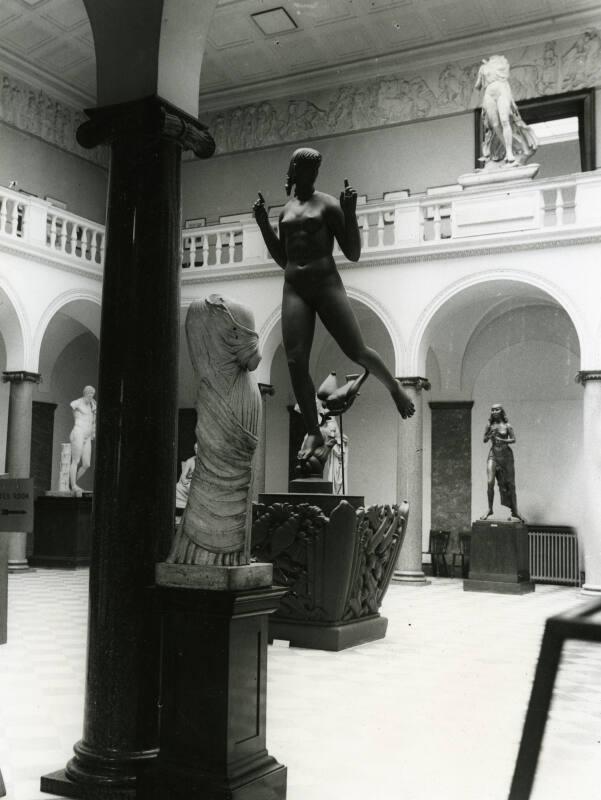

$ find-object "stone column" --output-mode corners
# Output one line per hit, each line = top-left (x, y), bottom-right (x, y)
(2, 370), (41, 571)
(576, 370), (601, 595)
(254, 383), (274, 499)
(41, 97), (215, 800)
(393, 376), (430, 584)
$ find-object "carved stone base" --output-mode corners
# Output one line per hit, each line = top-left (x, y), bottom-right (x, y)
(458, 163), (540, 187)
(288, 477), (332, 494)
(155, 561), (273, 590)
(464, 578), (534, 594)
(270, 614), (388, 651)
(144, 585), (287, 800)
(41, 769), (135, 799)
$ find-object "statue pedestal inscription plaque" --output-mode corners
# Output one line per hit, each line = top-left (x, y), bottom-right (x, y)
(464, 520), (534, 594)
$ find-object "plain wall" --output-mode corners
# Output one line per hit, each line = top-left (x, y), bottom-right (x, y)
(182, 112), (474, 224)
(0, 122), (108, 224)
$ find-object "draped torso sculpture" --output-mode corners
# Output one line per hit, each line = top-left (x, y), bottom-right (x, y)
(167, 295), (262, 566)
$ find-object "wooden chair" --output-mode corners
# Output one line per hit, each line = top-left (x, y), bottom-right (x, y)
(451, 531), (472, 578)
(423, 530), (450, 577)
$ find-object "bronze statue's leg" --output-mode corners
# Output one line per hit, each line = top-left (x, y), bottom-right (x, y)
(314, 277), (414, 417)
(281, 283), (322, 452)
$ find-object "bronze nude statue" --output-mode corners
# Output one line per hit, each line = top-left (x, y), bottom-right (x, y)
(253, 147), (414, 474)
(481, 403), (524, 522)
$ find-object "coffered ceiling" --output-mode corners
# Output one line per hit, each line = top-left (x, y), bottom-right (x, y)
(0, 0), (600, 109)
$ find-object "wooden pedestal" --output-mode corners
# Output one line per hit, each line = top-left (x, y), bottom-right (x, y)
(464, 520), (534, 594)
(31, 496), (92, 567)
(146, 584), (288, 800)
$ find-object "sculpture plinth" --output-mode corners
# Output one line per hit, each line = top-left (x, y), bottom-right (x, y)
(146, 569), (287, 800)
(464, 520), (534, 594)
(252, 493), (408, 650)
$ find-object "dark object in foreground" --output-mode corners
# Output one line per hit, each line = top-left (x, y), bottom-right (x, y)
(508, 598), (601, 800)
(252, 493), (408, 650)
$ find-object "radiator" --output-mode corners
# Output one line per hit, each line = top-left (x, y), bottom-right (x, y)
(528, 526), (580, 586)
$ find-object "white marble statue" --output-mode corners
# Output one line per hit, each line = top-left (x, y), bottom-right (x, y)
(69, 385), (96, 494)
(175, 444), (197, 514)
(475, 55), (537, 167)
(167, 295), (262, 566)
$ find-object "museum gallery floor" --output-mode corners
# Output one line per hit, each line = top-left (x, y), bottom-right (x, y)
(1, 570), (600, 800)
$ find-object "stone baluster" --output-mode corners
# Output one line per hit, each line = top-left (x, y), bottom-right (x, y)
(576, 370), (601, 594)
(2, 370), (41, 571)
(394, 376), (430, 584)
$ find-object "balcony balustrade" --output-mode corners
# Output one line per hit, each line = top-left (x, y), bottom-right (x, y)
(1, 171), (600, 276)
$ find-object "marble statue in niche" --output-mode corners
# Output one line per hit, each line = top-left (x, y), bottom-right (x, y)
(480, 404), (524, 522)
(69, 385), (96, 495)
(253, 147), (414, 476)
(475, 55), (538, 167)
(167, 295), (261, 566)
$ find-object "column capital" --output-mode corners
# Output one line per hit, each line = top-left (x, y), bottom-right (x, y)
(76, 95), (215, 158)
(258, 383), (275, 397)
(397, 376), (431, 391)
(2, 370), (41, 384)
(576, 370), (601, 384)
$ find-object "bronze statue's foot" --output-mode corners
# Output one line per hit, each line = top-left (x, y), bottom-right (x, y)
(392, 380), (415, 419)
(298, 432), (325, 462)
(480, 511), (494, 520)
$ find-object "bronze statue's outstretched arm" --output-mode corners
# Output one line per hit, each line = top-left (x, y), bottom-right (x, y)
(327, 179), (361, 262)
(253, 192), (287, 268)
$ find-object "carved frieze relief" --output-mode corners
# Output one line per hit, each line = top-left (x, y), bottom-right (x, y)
(0, 72), (108, 168)
(201, 28), (601, 155)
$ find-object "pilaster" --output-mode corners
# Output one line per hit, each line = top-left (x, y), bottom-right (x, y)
(576, 370), (601, 595)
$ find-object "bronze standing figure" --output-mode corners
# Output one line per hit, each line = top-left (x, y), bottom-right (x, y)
(481, 403), (524, 522)
(253, 147), (414, 471)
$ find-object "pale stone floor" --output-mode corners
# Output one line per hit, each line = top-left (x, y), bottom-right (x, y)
(1, 569), (600, 800)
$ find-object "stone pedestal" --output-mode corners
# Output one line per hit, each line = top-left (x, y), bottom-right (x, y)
(394, 377), (429, 584)
(31, 496), (92, 568)
(253, 493), (408, 650)
(464, 520), (534, 594)
(143, 570), (287, 800)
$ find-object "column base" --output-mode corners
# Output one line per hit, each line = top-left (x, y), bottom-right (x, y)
(41, 769), (135, 800)
(7, 530), (30, 572)
(392, 570), (430, 585)
(581, 583), (601, 596)
(8, 561), (30, 573)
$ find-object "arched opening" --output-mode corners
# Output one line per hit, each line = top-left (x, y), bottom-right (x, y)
(264, 298), (399, 504)
(36, 299), (100, 493)
(0, 285), (28, 472)
(417, 278), (582, 553)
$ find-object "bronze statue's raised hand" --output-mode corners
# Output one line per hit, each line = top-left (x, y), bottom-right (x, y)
(340, 178), (357, 216)
(253, 191), (269, 226)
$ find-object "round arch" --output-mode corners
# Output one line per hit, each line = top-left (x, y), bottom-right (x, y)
(410, 269), (588, 374)
(257, 286), (406, 384)
(32, 289), (102, 371)
(0, 276), (30, 370)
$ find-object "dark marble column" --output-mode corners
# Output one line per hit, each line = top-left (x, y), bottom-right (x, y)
(41, 96), (214, 799)
(394, 376), (430, 584)
(429, 401), (474, 555)
(2, 370), (41, 570)
(253, 383), (274, 499)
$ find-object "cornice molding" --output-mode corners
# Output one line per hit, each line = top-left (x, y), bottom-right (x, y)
(576, 370), (601, 384)
(2, 370), (41, 384)
(398, 377), (431, 391)
(0, 239), (103, 283)
(77, 96), (215, 158)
